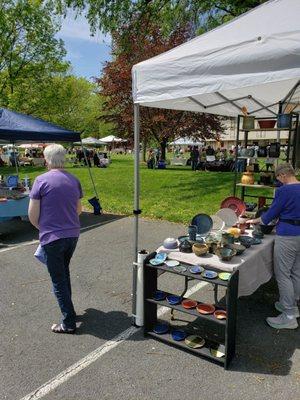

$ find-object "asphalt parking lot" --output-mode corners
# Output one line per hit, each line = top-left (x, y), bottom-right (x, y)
(1, 213), (300, 400)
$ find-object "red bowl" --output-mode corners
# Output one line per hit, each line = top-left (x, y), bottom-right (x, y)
(182, 299), (198, 309)
(258, 120), (276, 129)
(196, 303), (215, 315)
(214, 310), (227, 320)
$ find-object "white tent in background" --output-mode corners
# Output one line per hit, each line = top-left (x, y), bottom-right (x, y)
(130, 0), (300, 326)
(170, 137), (204, 146)
(77, 137), (105, 145)
(99, 135), (127, 143)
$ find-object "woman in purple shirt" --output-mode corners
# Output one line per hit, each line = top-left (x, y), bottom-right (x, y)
(29, 144), (83, 334)
(248, 163), (300, 330)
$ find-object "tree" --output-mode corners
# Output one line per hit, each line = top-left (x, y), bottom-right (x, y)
(53, 0), (267, 36)
(98, 23), (223, 159)
(8, 72), (112, 136)
(0, 0), (65, 105)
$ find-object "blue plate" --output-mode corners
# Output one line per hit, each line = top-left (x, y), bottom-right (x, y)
(153, 323), (169, 334)
(150, 258), (164, 266)
(166, 295), (182, 305)
(171, 330), (187, 341)
(155, 252), (168, 262)
(191, 214), (213, 236)
(153, 290), (167, 301)
(189, 265), (204, 274)
(202, 270), (218, 279)
(252, 237), (262, 245)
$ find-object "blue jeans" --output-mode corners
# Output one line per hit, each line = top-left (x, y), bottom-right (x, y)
(43, 237), (78, 330)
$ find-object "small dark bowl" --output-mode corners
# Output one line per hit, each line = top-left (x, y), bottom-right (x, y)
(239, 236), (254, 248)
(225, 243), (246, 255)
(252, 231), (264, 239)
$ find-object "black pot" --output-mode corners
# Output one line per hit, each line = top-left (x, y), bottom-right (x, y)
(258, 146), (267, 157)
(260, 224), (275, 234)
(269, 142), (280, 158)
(179, 239), (193, 253)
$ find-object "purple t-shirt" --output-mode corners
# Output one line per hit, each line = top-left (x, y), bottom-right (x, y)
(30, 170), (83, 245)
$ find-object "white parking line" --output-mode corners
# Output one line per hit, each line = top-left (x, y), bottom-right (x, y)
(19, 280), (209, 400)
(0, 219), (120, 253)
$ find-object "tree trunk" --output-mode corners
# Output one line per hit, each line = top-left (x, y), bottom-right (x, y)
(160, 138), (167, 161)
(142, 139), (147, 162)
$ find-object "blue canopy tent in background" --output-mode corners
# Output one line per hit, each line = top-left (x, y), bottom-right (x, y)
(0, 108), (101, 216)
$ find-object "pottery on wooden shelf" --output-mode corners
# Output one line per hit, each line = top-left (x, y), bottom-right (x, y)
(241, 172), (255, 185)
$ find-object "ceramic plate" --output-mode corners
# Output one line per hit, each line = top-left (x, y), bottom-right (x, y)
(210, 214), (225, 231)
(216, 208), (238, 228)
(155, 252), (168, 262)
(191, 214), (213, 236)
(185, 335), (205, 349)
(166, 295), (182, 305)
(214, 310), (227, 320)
(202, 270), (218, 279)
(182, 299), (198, 309)
(149, 258), (164, 266)
(210, 345), (225, 358)
(165, 260), (180, 267)
(171, 330), (187, 341)
(196, 303), (215, 314)
(153, 323), (169, 334)
(153, 290), (167, 301)
(218, 272), (231, 281)
(220, 196), (246, 217)
(174, 265), (187, 273)
(189, 265), (204, 274)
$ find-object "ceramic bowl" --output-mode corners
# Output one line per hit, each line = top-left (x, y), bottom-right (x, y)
(196, 303), (215, 315)
(192, 243), (209, 257)
(225, 243), (246, 255)
(185, 335), (205, 349)
(259, 224), (275, 234)
(153, 290), (167, 301)
(202, 270), (218, 279)
(171, 330), (187, 341)
(252, 231), (264, 239)
(182, 299), (198, 309)
(179, 239), (193, 253)
(189, 265), (204, 274)
(153, 323), (169, 334)
(166, 295), (182, 305)
(163, 237), (178, 249)
(214, 310), (227, 320)
(218, 272), (231, 281)
(239, 236), (254, 248)
(216, 247), (237, 261)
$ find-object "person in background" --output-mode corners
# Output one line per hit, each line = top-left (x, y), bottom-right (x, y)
(247, 163), (300, 329)
(147, 148), (155, 169)
(93, 151), (100, 167)
(206, 145), (215, 156)
(29, 144), (83, 334)
(190, 146), (199, 171)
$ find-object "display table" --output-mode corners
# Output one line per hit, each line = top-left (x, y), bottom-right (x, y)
(157, 232), (275, 297)
(0, 196), (30, 222)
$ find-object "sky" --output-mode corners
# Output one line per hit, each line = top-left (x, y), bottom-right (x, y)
(58, 13), (111, 80)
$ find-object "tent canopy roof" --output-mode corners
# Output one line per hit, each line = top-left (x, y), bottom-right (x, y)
(132, 0), (300, 117)
(99, 135), (126, 143)
(0, 108), (80, 142)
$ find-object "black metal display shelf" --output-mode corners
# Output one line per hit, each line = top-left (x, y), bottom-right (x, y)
(144, 254), (239, 369)
(147, 331), (225, 365)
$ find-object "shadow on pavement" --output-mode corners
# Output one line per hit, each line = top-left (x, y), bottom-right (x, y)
(0, 211), (126, 247)
(76, 308), (134, 339)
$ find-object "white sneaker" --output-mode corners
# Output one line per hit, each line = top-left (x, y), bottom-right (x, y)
(274, 301), (300, 318)
(266, 313), (298, 330)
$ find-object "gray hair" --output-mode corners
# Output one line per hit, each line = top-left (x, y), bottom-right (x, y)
(275, 163), (295, 177)
(44, 144), (66, 169)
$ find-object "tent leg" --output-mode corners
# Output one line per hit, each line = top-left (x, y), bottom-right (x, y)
(132, 103), (141, 326)
(81, 140), (99, 199)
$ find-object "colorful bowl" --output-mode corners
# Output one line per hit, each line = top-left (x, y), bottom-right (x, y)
(153, 323), (169, 334)
(185, 335), (206, 349)
(163, 237), (178, 249)
(215, 247), (237, 261)
(196, 303), (215, 314)
(182, 299), (198, 309)
(192, 243), (209, 257)
(225, 243), (246, 255)
(189, 265), (204, 274)
(171, 330), (187, 341)
(202, 270), (218, 279)
(166, 295), (182, 305)
(153, 290), (167, 301)
(214, 310), (227, 320)
(218, 272), (231, 281)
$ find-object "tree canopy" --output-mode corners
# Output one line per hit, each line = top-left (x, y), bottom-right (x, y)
(98, 23), (223, 157)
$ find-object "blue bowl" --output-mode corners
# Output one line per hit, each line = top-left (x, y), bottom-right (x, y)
(153, 323), (169, 334)
(153, 290), (167, 301)
(171, 330), (187, 341)
(166, 295), (182, 305)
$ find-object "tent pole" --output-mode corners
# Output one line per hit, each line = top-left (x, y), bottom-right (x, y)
(13, 142), (19, 175)
(132, 103), (141, 325)
(81, 139), (99, 199)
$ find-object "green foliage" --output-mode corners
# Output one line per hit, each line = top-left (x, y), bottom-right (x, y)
(0, 0), (65, 103)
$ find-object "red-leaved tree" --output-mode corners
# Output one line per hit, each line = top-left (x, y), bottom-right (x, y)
(98, 23), (223, 159)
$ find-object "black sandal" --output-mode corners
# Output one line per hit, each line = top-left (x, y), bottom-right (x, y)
(51, 323), (76, 334)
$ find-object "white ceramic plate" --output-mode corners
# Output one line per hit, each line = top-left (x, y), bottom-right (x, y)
(165, 260), (180, 267)
(216, 208), (238, 228)
(210, 214), (225, 231)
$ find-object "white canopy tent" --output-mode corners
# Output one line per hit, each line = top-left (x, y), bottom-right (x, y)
(130, 0), (300, 325)
(74, 137), (106, 145)
(170, 137), (204, 146)
(99, 135), (127, 143)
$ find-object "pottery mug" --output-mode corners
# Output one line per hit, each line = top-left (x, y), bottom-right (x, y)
(188, 225), (197, 241)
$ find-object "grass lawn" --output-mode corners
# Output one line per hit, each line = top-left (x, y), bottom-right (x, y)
(0, 154), (274, 224)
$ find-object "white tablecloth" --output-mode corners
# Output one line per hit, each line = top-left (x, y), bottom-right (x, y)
(156, 232), (275, 297)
